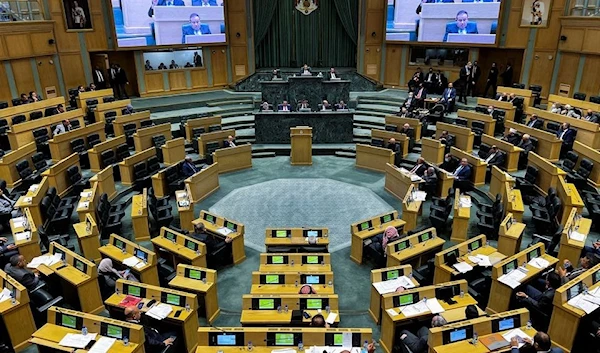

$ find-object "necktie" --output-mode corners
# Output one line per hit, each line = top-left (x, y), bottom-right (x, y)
(195, 30), (200, 35)
(167, 1), (172, 5)
(454, 166), (463, 176)
(559, 130), (567, 140)
(417, 89), (422, 99)
(411, 164), (419, 173)
(486, 153), (495, 163)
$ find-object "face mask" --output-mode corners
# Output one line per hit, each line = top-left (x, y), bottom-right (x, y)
(445, 158), (451, 162)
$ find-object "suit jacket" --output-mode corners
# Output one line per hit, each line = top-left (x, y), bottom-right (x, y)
(299, 67), (312, 75)
(403, 97), (415, 109)
(444, 22), (478, 42)
(278, 104), (293, 112)
(182, 161), (199, 177)
(486, 151), (505, 166)
(487, 67), (499, 83)
(517, 140), (534, 153)
(386, 143), (400, 153)
(527, 119), (543, 129)
(4, 264), (39, 291)
(521, 288), (555, 313)
(459, 66), (470, 82)
(328, 71), (340, 80)
(505, 134), (520, 146)
(440, 159), (458, 172)
(414, 87), (427, 100)
(399, 128), (413, 138)
(441, 88), (456, 101)
(116, 68), (128, 84)
(425, 72), (437, 83)
(335, 103), (348, 110)
(93, 69), (105, 85)
(410, 164), (427, 177)
(471, 65), (481, 82)
(157, 0), (184, 5)
(557, 128), (576, 144)
(191, 232), (217, 249)
(423, 172), (438, 186)
(182, 24), (211, 43)
(453, 165), (472, 180)
(501, 66), (513, 86)
(223, 140), (236, 147)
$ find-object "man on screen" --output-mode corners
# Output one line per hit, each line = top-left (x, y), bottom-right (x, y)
(157, 0), (184, 5)
(182, 13), (212, 44)
(193, 0), (218, 5)
(443, 10), (478, 42)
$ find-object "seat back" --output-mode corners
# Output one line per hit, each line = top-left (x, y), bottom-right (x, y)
(573, 92), (586, 101)
(103, 97), (115, 103)
(152, 134), (166, 147)
(133, 162), (147, 178)
(208, 124), (221, 132)
(192, 127), (206, 137)
(123, 123), (137, 136)
(30, 111), (43, 120)
(525, 166), (539, 183)
(12, 115), (26, 125)
(454, 118), (468, 127)
(32, 152), (47, 171)
(578, 159), (594, 178)
(70, 138), (86, 153)
(101, 150), (116, 166)
(140, 120), (154, 128)
(147, 156), (160, 173)
(16, 160), (32, 178)
(116, 144), (130, 160)
(67, 165), (82, 184)
(478, 143), (491, 159)
(546, 121), (561, 134)
(0, 119), (8, 134)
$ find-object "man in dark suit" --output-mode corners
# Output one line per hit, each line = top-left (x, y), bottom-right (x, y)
(4, 255), (39, 291)
(484, 145), (505, 167)
(408, 68), (424, 92)
(192, 223), (231, 251)
(92, 66), (106, 89)
(157, 0), (184, 5)
(125, 306), (177, 353)
(409, 157), (427, 177)
(424, 68), (437, 92)
(435, 70), (448, 94)
(483, 62), (499, 98)
(224, 135), (236, 148)
(182, 13), (211, 43)
(439, 83), (456, 112)
(397, 106), (413, 118)
(335, 100), (348, 110)
(497, 92), (508, 101)
(517, 134), (534, 169)
(328, 67), (339, 80)
(468, 61), (481, 97)
(516, 272), (560, 315)
(503, 128), (520, 145)
(386, 138), (400, 153)
(320, 100), (333, 111)
(193, 0), (217, 5)
(421, 167), (438, 197)
(440, 153), (458, 172)
(583, 109), (599, 123)
(443, 10), (478, 42)
(194, 52), (203, 67)
(299, 64), (312, 76)
(297, 100), (310, 111)
(500, 63), (513, 87)
(527, 114), (543, 129)
(414, 83), (427, 108)
(458, 62), (471, 104)
(399, 123), (413, 138)
(278, 100), (292, 112)
(403, 92), (416, 111)
(556, 122), (576, 157)
(182, 156), (199, 177)
(452, 158), (472, 190)
(508, 332), (564, 353)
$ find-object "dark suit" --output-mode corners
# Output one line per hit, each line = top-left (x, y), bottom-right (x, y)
(191, 231), (217, 250)
(278, 104), (293, 112)
(504, 134), (520, 146)
(510, 347), (564, 353)
(182, 24), (211, 43)
(182, 161), (199, 178)
(527, 118), (543, 129)
(485, 151), (505, 167)
(409, 163), (427, 177)
(4, 264), (39, 291)
(192, 0), (218, 5)
(414, 87), (427, 108)
(335, 103), (348, 110)
(223, 140), (236, 148)
(93, 69), (106, 89)
(556, 128), (576, 145)
(194, 54), (203, 67)
(483, 67), (499, 97)
(440, 88), (456, 111)
(403, 97), (416, 110)
(299, 67), (312, 75)
(127, 319), (176, 353)
(501, 66), (513, 87)
(440, 159), (458, 173)
(328, 71), (340, 80)
(468, 65), (481, 96)
(421, 172), (438, 196)
(519, 286), (555, 313)
(443, 22), (478, 42)
(517, 139), (534, 153)
(453, 165), (472, 180)
(157, 0), (184, 5)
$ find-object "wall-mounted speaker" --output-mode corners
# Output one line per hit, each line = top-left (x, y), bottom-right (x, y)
(560, 35), (567, 41)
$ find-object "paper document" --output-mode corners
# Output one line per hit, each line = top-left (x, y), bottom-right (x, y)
(410, 174), (422, 182)
(122, 256), (141, 267)
(501, 329), (532, 348)
(469, 255), (492, 267)
(325, 312), (338, 324)
(569, 231), (586, 242)
(498, 270), (527, 289)
(12, 217), (26, 228)
(373, 276), (416, 294)
(146, 303), (173, 320)
(134, 261), (146, 269)
(217, 227), (233, 236)
(309, 347), (360, 353)
(459, 196), (472, 208)
(342, 332), (354, 348)
(386, 308), (399, 317)
(453, 262), (473, 273)
(425, 298), (445, 314)
(29, 184), (39, 192)
(14, 231), (30, 241)
(27, 253), (62, 269)
(89, 337), (116, 353)
(400, 300), (429, 317)
(582, 293), (600, 306)
(0, 288), (11, 303)
(80, 191), (93, 198)
(412, 191), (427, 201)
(58, 333), (97, 349)
(568, 294), (599, 314)
(528, 257), (550, 269)
(79, 201), (89, 209)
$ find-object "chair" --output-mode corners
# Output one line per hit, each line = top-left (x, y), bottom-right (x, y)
(546, 121), (561, 135)
(478, 143), (491, 160)
(468, 276), (492, 309)
(454, 118), (467, 127)
(148, 187), (170, 209)
(477, 195), (504, 239)
(29, 111), (43, 120)
(123, 123), (137, 148)
(471, 121), (485, 147)
(101, 150), (116, 168)
(100, 193), (129, 215)
(0, 119), (8, 134)
(191, 127), (206, 153)
(532, 195), (562, 234)
(116, 143), (130, 161)
(0, 101), (7, 109)
(147, 156), (161, 175)
(153, 135), (166, 162)
(66, 165), (90, 194)
(512, 83), (526, 89)
(11, 115), (25, 125)
(42, 195), (73, 234)
(140, 120), (154, 128)
(166, 164), (185, 195)
(385, 124), (397, 132)
(133, 162), (147, 180)
(429, 202), (453, 234)
(70, 138), (90, 169)
(70, 120), (81, 130)
(515, 165), (539, 199)
(37, 223), (71, 253)
(590, 96), (600, 104)
(31, 152), (48, 173)
(97, 197), (125, 239)
(208, 124), (221, 132)
(567, 158), (594, 190)
(561, 151), (579, 173)
(103, 97), (115, 103)
(148, 192), (173, 229)
(29, 283), (63, 328)
(87, 133), (101, 148)
(573, 92), (586, 101)
(33, 128), (50, 156)
(104, 111), (117, 135)
(16, 160), (39, 187)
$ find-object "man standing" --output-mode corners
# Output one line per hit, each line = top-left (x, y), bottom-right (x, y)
(483, 62), (498, 98)
(414, 83), (427, 108)
(115, 64), (129, 99)
(468, 61), (481, 97)
(458, 62), (471, 104)
(93, 66), (106, 89)
(500, 62), (513, 87)
(194, 52), (203, 67)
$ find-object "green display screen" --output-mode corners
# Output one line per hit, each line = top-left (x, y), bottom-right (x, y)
(306, 256), (318, 264)
(62, 315), (77, 329)
(275, 334), (294, 346)
(333, 334), (343, 346)
(189, 269), (202, 280)
(106, 325), (123, 339)
(399, 294), (413, 305)
(306, 299), (322, 309)
(166, 293), (181, 306)
(382, 214), (393, 223)
(226, 221), (236, 230)
(115, 239), (124, 249)
(74, 259), (85, 272)
(128, 286), (141, 297)
(420, 232), (432, 242)
(185, 240), (197, 251)
(206, 214), (215, 223)
(258, 299), (274, 309)
(275, 230), (287, 238)
(272, 256), (284, 264)
(266, 275), (279, 284)
(165, 231), (176, 241)
(359, 222), (370, 230)
(386, 270), (399, 280)
(396, 241), (408, 251)
(469, 240), (481, 251)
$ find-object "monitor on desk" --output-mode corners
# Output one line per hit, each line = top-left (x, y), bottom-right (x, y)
(506, 217), (513, 229)
(73, 258), (87, 273)
(165, 230), (177, 242)
(384, 269), (400, 280)
(380, 213), (394, 224)
(325, 333), (361, 347)
(418, 231), (433, 242)
(394, 240), (410, 252)
(444, 249), (459, 266)
(57, 312), (83, 330)
(358, 220), (373, 231)
(123, 284), (146, 298)
(185, 268), (206, 281)
(203, 213), (216, 224)
(492, 315), (521, 332)
(185, 239), (199, 252)
(301, 274), (325, 285)
(305, 298), (323, 310)
(273, 230), (290, 238)
(443, 327), (473, 345)
(436, 285), (460, 304)
(101, 323), (130, 341)
(260, 274), (284, 285)
(224, 220), (237, 232)
(468, 238), (482, 252)
(209, 332), (245, 346)
(268, 255), (288, 264)
(303, 229), (322, 237)
(54, 248), (65, 260)
(393, 292), (419, 307)
(594, 269), (600, 285)
(162, 292), (185, 307)
(134, 249), (148, 263)
(114, 238), (125, 250)
(502, 259), (518, 274)
(303, 255), (322, 265)
(526, 247), (542, 262)
(567, 282), (583, 300)
(252, 298), (280, 310)
(265, 333), (300, 346)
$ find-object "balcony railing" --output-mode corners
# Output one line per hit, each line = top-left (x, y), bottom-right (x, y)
(0, 0), (43, 22)
(570, 0), (600, 16)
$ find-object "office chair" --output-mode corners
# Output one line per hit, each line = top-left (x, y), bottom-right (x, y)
(208, 124), (221, 132)
(471, 121), (485, 147)
(573, 92), (586, 101)
(148, 193), (174, 230)
(31, 152), (48, 174)
(560, 151), (579, 174)
(191, 127), (206, 153)
(478, 194), (502, 216)
(512, 83), (526, 89)
(0, 101), (7, 110)
(590, 96), (600, 104)
(152, 135), (167, 162)
(530, 187), (557, 210)
(66, 165), (90, 194)
(37, 225), (71, 254)
(41, 195), (73, 234)
(429, 202), (453, 234)
(15, 160), (40, 188)
(29, 111), (43, 120)
(529, 225), (564, 257)
(566, 159), (593, 190)
(29, 283), (63, 328)
(477, 202), (504, 240)
(147, 156), (161, 175)
(11, 115), (25, 125)
(70, 138), (90, 169)
(48, 186), (78, 214)
(166, 164), (185, 195)
(148, 187), (170, 209)
(454, 118), (468, 127)
(532, 196), (562, 234)
(478, 143), (491, 160)
(32, 127), (50, 157)
(515, 165), (539, 201)
(132, 162), (149, 192)
(97, 195), (125, 239)
(468, 276), (492, 308)
(413, 258), (435, 286)
(545, 121), (561, 135)
(11, 99), (21, 107)
(100, 193), (129, 215)
(101, 150), (116, 168)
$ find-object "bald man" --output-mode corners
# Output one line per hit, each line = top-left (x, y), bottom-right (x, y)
(224, 135), (236, 148)
(125, 306), (177, 352)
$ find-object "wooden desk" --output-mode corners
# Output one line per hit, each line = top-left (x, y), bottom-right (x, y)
(131, 188), (150, 242)
(369, 265), (418, 324)
(487, 243), (558, 313)
(372, 129), (409, 158)
(488, 167), (523, 222)
(193, 210), (246, 264)
(162, 137), (186, 166)
(259, 253), (332, 272)
(402, 184), (423, 233)
(168, 264), (220, 324)
(573, 141), (600, 187)
(350, 210), (405, 264)
(93, 99), (131, 123)
(133, 123), (171, 152)
(481, 134), (523, 172)
(526, 152), (567, 196)
(385, 115), (422, 141)
(0, 269), (36, 351)
(176, 187), (194, 232)
(183, 116), (221, 141)
(250, 271), (335, 295)
(151, 227), (207, 268)
(356, 144), (394, 173)
(10, 208), (42, 261)
(434, 235), (505, 284)
(106, 279), (198, 353)
(526, 107), (600, 149)
(547, 93), (600, 117)
(497, 86), (534, 107)
(113, 111), (151, 137)
(88, 135), (127, 173)
(89, 165), (118, 201)
(457, 109), (496, 136)
(7, 109), (85, 150)
(0, 97), (65, 129)
(497, 213), (526, 257)
(548, 263), (600, 353)
(477, 97), (516, 122)
(48, 122), (105, 163)
(264, 227), (330, 253)
(151, 162), (181, 198)
(197, 129), (235, 157)
(15, 176), (49, 226)
(213, 144), (252, 174)
(98, 234), (159, 286)
(73, 213), (101, 263)
(557, 176), (584, 225)
(185, 163), (219, 203)
(119, 147), (156, 186)
(290, 126), (312, 166)
(384, 163), (424, 200)
(451, 190), (471, 243)
(240, 294), (340, 326)
(505, 120), (562, 162)
(41, 153), (80, 197)
(76, 182), (99, 223)
(0, 141), (37, 188)
(450, 147), (488, 186)
(431, 165), (456, 198)
(557, 209), (592, 268)
(386, 227), (444, 268)
(380, 280), (473, 353)
(77, 89), (114, 112)
(422, 137), (445, 164)
(39, 242), (104, 314)
(437, 122), (475, 153)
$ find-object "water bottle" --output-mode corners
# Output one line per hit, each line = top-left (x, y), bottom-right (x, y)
(526, 320), (532, 330)
(291, 260), (294, 266)
(472, 332), (478, 345)
(362, 340), (369, 353)
(284, 304), (289, 313)
(247, 341), (253, 351)
(82, 326), (88, 336)
(295, 280), (298, 287)
(185, 303), (190, 312)
(115, 287), (120, 295)
(123, 337), (129, 346)
(460, 290), (464, 298)
(10, 295), (16, 305)
(298, 341), (304, 351)
(202, 277), (207, 284)
(321, 260), (325, 266)
(325, 305), (331, 314)
(277, 305), (282, 313)
(328, 280), (333, 287)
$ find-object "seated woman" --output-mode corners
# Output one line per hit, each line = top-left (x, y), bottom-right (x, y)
(98, 259), (139, 295)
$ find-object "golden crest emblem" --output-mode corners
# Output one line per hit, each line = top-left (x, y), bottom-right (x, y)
(295, 0), (318, 15)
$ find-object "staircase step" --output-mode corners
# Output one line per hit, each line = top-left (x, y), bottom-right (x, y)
(206, 99), (254, 107)
(335, 151), (356, 159)
(252, 152), (276, 158)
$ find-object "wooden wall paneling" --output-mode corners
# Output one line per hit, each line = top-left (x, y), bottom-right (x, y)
(30, 32), (57, 56)
(582, 29), (600, 54)
(364, 46), (382, 81)
(364, 10), (384, 45)
(0, 63), (12, 103)
(231, 45), (248, 80)
(528, 50), (556, 98)
(226, 0), (246, 12)
(210, 47), (228, 86)
(144, 72), (165, 94)
(168, 71), (187, 91)
(58, 53), (86, 89)
(504, 0), (530, 49)
(227, 11), (247, 46)
(534, 10), (563, 50)
(50, 11), (82, 53)
(558, 28), (585, 52)
(366, 0), (384, 10)
(0, 37), (7, 59)
(36, 56), (60, 98)
(5, 34), (33, 58)
(11, 59), (36, 96)
(190, 69), (208, 88)
(578, 55), (600, 98)
(383, 45), (402, 86)
(556, 52), (579, 96)
(227, 5), (248, 82)
(84, 0), (109, 51)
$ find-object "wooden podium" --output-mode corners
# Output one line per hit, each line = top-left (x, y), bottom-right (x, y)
(290, 126), (312, 165)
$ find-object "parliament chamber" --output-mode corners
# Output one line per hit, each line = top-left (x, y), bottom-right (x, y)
(0, 0), (599, 353)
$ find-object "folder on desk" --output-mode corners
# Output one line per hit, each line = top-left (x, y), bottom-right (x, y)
(119, 295), (142, 307)
(480, 333), (509, 350)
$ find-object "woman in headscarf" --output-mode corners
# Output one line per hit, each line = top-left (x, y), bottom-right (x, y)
(98, 258), (139, 292)
(371, 226), (401, 258)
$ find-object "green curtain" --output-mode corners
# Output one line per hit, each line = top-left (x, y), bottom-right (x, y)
(254, 0), (278, 45)
(332, 0), (358, 44)
(255, 0), (358, 68)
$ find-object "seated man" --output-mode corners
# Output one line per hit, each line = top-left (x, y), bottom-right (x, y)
(516, 272), (560, 315)
(181, 13), (211, 44)
(550, 103), (562, 114)
(335, 100), (348, 110)
(397, 106), (413, 118)
(440, 153), (458, 172)
(526, 114), (543, 129)
(403, 92), (416, 111)
(297, 100), (310, 111)
(169, 60), (179, 69)
(452, 158), (472, 190)
(398, 315), (447, 353)
(443, 10), (478, 42)
(507, 93), (517, 103)
(125, 306), (177, 353)
(399, 123), (413, 138)
(123, 104), (134, 115)
(0, 237), (16, 256)
(409, 157), (427, 177)
(299, 64), (312, 76)
(181, 156), (199, 178)
(517, 134), (534, 168)
(558, 254), (599, 284)
(271, 69), (281, 80)
(421, 167), (438, 197)
(439, 83), (456, 112)
(320, 100), (332, 111)
(497, 92), (508, 101)
(223, 135), (236, 148)
(328, 67), (339, 80)
(310, 314), (329, 328)
(503, 128), (520, 145)
(53, 119), (71, 135)
(484, 145), (505, 167)
(487, 105), (496, 117)
(278, 100), (292, 112)
(88, 83), (96, 91)
(191, 223), (232, 252)
(260, 101), (272, 111)
(508, 331), (564, 353)
(4, 255), (40, 291)
(368, 226), (401, 267)
(583, 109), (598, 122)
(438, 130), (450, 145)
(387, 138), (401, 166)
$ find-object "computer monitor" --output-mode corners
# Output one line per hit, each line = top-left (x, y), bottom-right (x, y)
(503, 260), (517, 274)
(114, 239), (125, 250)
(74, 259), (86, 273)
(61, 314), (77, 329)
(527, 247), (542, 262)
(225, 221), (237, 231)
(325, 333), (361, 347)
(442, 327), (473, 344)
(468, 239), (482, 252)
(380, 213), (394, 224)
(358, 221), (372, 231)
(186, 268), (206, 281)
(185, 239), (198, 251)
(165, 230), (176, 242)
(258, 298), (275, 310)
(306, 230), (319, 237)
(301, 274), (324, 285)
(204, 214), (216, 223)
(274, 230), (289, 238)
(385, 269), (400, 280)
(270, 255), (286, 264)
(594, 270), (600, 284)
(418, 231), (433, 242)
(435, 285), (459, 303)
(163, 293), (184, 306)
(275, 333), (295, 346)
(567, 282), (582, 300)
(124, 284), (144, 298)
(399, 294), (414, 305)
(492, 316), (521, 332)
(134, 249), (148, 262)
(216, 334), (237, 346)
(444, 249), (459, 265)
(393, 292), (418, 307)
(394, 240), (410, 252)
(506, 217), (513, 229)
(305, 299), (322, 310)
(261, 274), (283, 284)
(105, 324), (123, 339)
(304, 255), (320, 264)
(333, 333), (344, 346)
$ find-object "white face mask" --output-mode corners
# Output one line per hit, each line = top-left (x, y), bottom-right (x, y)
(445, 158), (451, 162)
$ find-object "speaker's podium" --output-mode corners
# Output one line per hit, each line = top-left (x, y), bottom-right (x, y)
(290, 126), (312, 165)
